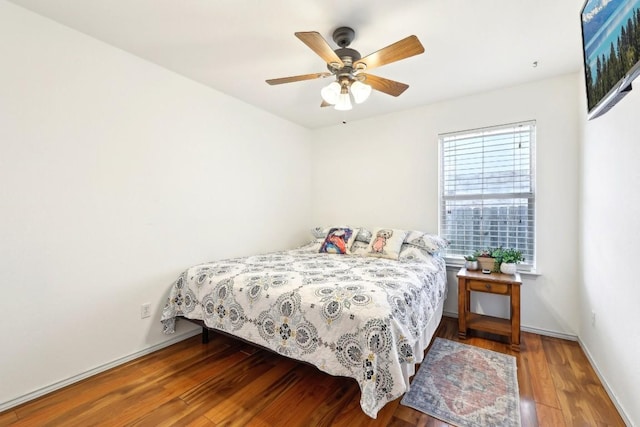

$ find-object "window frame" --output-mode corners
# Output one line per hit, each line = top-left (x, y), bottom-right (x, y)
(438, 121), (536, 271)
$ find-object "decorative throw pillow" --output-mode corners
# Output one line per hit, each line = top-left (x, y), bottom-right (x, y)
(311, 227), (327, 240)
(311, 225), (355, 242)
(319, 227), (359, 255)
(365, 228), (408, 260)
(404, 230), (450, 254)
(349, 240), (370, 256)
(355, 228), (372, 243)
(398, 244), (432, 262)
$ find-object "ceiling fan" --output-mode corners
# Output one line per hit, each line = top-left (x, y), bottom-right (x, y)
(266, 27), (425, 110)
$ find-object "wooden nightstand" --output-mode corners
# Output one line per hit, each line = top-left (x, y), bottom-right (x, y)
(457, 267), (522, 351)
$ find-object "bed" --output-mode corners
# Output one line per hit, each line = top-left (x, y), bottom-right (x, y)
(161, 228), (448, 418)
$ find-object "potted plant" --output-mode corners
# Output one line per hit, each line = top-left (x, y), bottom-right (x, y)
(464, 255), (478, 270)
(474, 248), (500, 272)
(498, 248), (524, 274)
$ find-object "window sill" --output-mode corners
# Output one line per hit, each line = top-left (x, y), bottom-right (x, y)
(444, 258), (541, 277)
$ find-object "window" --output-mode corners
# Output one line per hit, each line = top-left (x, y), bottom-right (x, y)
(439, 121), (536, 268)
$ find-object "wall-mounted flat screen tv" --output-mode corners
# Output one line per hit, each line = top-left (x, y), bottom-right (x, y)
(580, 0), (640, 119)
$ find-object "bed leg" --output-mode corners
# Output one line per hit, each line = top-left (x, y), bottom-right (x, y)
(202, 327), (210, 344)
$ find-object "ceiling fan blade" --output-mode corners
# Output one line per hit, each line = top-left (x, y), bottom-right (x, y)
(266, 72), (332, 85)
(320, 100), (332, 107)
(355, 35), (424, 71)
(295, 31), (344, 67)
(361, 74), (409, 97)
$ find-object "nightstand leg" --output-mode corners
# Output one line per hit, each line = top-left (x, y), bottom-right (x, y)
(511, 284), (521, 351)
(458, 276), (467, 339)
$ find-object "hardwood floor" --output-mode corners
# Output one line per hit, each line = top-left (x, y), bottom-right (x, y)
(0, 317), (625, 426)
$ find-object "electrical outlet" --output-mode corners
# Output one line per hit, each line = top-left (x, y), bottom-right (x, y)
(141, 303), (151, 319)
(591, 310), (596, 326)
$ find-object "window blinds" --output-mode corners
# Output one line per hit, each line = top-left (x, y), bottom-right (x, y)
(439, 121), (536, 266)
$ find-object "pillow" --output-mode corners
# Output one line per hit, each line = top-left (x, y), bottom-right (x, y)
(365, 228), (408, 260)
(311, 227), (327, 240)
(404, 230), (450, 254)
(311, 226), (371, 244)
(311, 225), (352, 242)
(319, 227), (359, 255)
(398, 244), (432, 262)
(355, 228), (372, 243)
(349, 240), (370, 256)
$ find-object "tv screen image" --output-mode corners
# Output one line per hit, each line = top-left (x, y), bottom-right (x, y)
(580, 0), (640, 119)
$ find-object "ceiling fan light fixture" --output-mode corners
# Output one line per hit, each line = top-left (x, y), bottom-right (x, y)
(334, 88), (352, 111)
(321, 81), (341, 105)
(351, 80), (372, 104)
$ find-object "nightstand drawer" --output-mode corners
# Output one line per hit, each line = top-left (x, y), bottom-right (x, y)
(467, 280), (509, 294)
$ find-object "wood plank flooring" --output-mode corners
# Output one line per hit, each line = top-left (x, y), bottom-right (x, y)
(0, 317), (625, 426)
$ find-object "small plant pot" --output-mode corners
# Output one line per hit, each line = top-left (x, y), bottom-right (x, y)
(465, 260), (478, 270)
(477, 257), (497, 272)
(500, 262), (517, 275)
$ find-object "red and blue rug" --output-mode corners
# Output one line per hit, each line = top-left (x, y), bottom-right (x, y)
(401, 338), (521, 427)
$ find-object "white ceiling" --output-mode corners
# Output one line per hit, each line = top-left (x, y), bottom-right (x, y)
(8, 0), (586, 129)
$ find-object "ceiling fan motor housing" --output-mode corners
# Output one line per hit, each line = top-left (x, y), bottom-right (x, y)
(328, 27), (361, 73)
(335, 48), (360, 64)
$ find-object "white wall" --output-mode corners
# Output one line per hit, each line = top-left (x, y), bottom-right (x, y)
(311, 74), (581, 337)
(580, 78), (640, 425)
(0, 1), (312, 409)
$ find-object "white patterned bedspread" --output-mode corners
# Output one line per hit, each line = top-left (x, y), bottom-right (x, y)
(161, 242), (447, 418)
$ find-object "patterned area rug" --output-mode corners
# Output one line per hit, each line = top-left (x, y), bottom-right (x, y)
(401, 338), (521, 427)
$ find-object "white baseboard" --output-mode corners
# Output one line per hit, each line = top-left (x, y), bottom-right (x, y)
(520, 325), (577, 341)
(0, 329), (201, 413)
(443, 310), (459, 319)
(577, 339), (632, 427)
